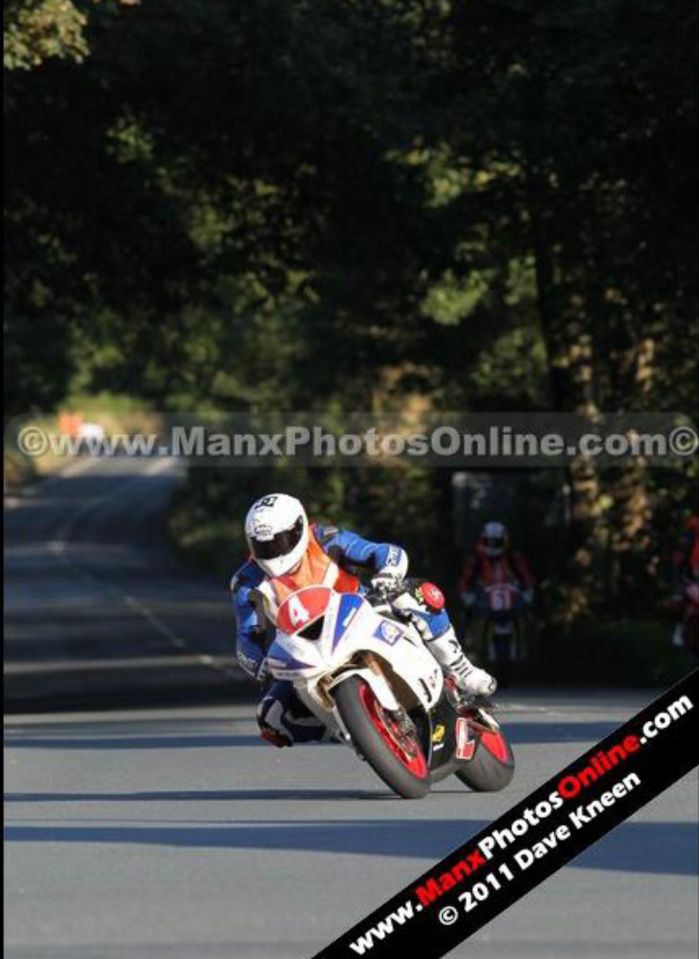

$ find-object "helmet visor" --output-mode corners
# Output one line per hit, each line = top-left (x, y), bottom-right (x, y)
(251, 516), (304, 561)
(483, 536), (505, 551)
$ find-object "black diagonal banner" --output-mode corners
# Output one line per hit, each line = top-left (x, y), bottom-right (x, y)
(313, 668), (698, 959)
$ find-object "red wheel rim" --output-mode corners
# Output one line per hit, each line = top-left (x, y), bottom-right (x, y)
(479, 730), (511, 763)
(357, 682), (429, 778)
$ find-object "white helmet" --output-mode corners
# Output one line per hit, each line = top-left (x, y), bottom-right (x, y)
(244, 493), (309, 577)
(480, 520), (507, 558)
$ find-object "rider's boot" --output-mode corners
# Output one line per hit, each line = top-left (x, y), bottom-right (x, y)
(425, 627), (497, 698)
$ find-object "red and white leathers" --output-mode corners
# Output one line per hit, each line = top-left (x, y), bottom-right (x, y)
(459, 543), (536, 608)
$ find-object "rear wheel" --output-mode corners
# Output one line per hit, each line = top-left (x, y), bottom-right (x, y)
(455, 729), (515, 792)
(334, 675), (431, 799)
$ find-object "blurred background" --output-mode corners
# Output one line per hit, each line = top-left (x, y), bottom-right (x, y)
(5, 0), (698, 707)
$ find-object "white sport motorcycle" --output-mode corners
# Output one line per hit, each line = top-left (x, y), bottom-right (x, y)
(266, 585), (515, 799)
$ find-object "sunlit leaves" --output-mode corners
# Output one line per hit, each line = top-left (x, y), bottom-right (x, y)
(4, 0), (88, 70)
(421, 269), (495, 325)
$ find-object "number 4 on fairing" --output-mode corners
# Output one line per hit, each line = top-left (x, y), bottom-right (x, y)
(287, 594), (311, 626)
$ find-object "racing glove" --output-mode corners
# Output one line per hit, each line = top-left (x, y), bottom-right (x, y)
(370, 569), (405, 598)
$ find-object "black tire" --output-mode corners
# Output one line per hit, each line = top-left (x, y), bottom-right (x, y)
(334, 675), (431, 799)
(455, 730), (515, 792)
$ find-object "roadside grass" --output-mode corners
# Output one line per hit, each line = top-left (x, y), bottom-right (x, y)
(5, 392), (164, 480)
(169, 511), (238, 579)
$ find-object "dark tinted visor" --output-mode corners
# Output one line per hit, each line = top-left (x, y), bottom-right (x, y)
(483, 536), (505, 550)
(251, 516), (304, 560)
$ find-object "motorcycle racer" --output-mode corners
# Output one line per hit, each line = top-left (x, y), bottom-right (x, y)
(231, 493), (497, 747)
(669, 514), (699, 652)
(459, 521), (535, 610)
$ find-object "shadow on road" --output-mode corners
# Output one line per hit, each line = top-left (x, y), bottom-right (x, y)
(3, 818), (696, 875)
(3, 734), (264, 749)
(4, 788), (384, 803)
(4, 721), (621, 750)
(4, 459), (245, 713)
(505, 722), (618, 743)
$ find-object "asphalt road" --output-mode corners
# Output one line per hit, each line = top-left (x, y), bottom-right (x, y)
(4, 696), (698, 959)
(4, 456), (242, 710)
(4, 457), (698, 958)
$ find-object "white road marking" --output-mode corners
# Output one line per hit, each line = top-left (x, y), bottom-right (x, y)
(27, 458), (239, 680)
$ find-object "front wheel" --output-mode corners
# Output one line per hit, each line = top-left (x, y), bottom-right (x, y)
(455, 729), (515, 792)
(334, 675), (431, 799)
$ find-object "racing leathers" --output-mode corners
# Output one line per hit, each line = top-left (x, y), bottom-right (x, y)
(231, 523), (494, 746)
(459, 545), (536, 608)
